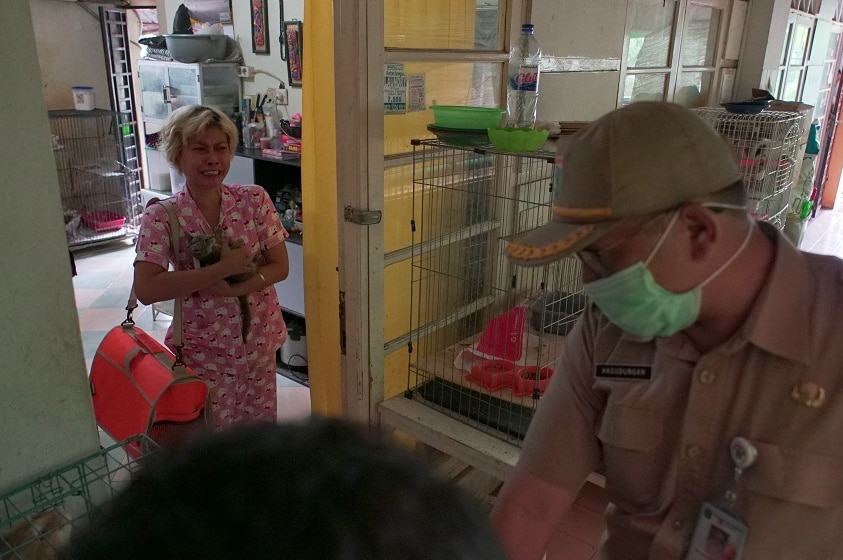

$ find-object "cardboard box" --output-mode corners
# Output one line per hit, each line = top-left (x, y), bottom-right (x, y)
(752, 88), (814, 143)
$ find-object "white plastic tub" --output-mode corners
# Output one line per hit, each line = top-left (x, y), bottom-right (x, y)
(72, 86), (94, 111)
(164, 34), (227, 63)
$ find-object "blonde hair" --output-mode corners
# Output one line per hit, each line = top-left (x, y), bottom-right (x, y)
(160, 105), (238, 172)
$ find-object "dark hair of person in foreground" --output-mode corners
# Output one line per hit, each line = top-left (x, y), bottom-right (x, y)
(64, 417), (507, 560)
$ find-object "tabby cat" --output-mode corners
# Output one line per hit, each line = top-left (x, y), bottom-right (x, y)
(188, 230), (265, 341)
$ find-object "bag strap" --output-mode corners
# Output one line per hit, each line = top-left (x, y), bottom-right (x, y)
(125, 198), (186, 368)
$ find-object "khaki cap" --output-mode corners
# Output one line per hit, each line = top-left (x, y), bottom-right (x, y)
(507, 102), (742, 266)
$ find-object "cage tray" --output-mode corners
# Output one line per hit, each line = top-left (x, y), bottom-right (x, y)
(415, 377), (535, 441)
(412, 331), (564, 408)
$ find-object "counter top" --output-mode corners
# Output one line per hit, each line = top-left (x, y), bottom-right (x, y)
(235, 147), (301, 167)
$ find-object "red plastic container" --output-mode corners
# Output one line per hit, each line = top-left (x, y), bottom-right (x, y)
(466, 359), (517, 392)
(465, 360), (554, 397)
(82, 210), (125, 232)
(512, 365), (554, 396)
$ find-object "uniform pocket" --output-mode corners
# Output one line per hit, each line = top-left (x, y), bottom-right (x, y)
(743, 441), (842, 509)
(596, 402), (666, 508)
(597, 402), (663, 451)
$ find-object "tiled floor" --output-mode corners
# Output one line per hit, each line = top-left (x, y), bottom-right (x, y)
(70, 195), (843, 560)
(797, 192), (843, 257)
(71, 240), (312, 424)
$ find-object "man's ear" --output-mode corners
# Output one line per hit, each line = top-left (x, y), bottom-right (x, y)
(680, 204), (719, 261)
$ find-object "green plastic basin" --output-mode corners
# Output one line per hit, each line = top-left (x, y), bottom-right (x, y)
(430, 105), (505, 130)
(488, 127), (549, 152)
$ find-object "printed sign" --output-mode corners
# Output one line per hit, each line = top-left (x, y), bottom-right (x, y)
(384, 63), (408, 114)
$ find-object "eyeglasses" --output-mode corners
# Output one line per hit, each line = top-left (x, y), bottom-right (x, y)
(573, 233), (636, 278)
(574, 213), (669, 277)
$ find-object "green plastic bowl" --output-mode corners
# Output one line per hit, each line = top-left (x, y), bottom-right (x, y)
(430, 105), (505, 130)
(488, 127), (550, 152)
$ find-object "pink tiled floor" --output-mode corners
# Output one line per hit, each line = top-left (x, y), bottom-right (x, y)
(71, 240), (311, 424)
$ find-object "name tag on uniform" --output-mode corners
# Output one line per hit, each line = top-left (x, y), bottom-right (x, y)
(685, 502), (748, 560)
(595, 364), (652, 381)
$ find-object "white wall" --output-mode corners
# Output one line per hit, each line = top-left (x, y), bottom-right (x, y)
(0, 1), (100, 491)
(30, 0), (112, 110)
(734, 0), (791, 100)
(531, 0), (627, 122)
(161, 0), (304, 119)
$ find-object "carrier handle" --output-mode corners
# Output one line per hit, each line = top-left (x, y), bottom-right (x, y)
(124, 198), (186, 368)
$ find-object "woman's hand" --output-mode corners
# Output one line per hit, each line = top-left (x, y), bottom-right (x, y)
(207, 279), (239, 298)
(218, 239), (256, 278)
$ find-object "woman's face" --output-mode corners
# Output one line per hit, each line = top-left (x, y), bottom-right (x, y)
(176, 127), (232, 191)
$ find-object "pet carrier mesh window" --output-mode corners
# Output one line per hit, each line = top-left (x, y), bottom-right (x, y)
(406, 140), (585, 445)
(692, 108), (804, 230)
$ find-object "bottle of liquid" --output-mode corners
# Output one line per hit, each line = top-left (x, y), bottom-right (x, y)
(506, 23), (542, 129)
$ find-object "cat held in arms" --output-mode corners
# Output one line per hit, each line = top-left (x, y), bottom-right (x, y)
(188, 229), (265, 341)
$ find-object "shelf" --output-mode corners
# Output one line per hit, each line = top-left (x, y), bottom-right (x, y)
(379, 394), (520, 482)
(379, 394), (605, 488)
(235, 146), (301, 167)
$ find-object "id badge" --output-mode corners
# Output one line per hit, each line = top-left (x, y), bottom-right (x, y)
(684, 502), (748, 560)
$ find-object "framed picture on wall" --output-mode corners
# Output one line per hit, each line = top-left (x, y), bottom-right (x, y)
(284, 20), (303, 87)
(251, 0), (269, 54)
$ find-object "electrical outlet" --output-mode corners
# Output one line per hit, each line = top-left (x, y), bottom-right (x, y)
(276, 89), (288, 105)
(237, 65), (254, 78)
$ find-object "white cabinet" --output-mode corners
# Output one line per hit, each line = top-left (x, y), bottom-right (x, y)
(137, 59), (241, 193)
(137, 60), (240, 134)
(275, 241), (304, 316)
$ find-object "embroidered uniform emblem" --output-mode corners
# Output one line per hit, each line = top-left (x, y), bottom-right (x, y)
(790, 381), (826, 408)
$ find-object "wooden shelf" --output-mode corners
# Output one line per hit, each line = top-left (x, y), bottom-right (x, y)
(379, 394), (605, 488)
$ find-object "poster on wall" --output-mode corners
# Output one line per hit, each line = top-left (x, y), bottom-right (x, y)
(284, 20), (303, 87)
(407, 73), (426, 113)
(251, 0), (270, 54)
(384, 64), (426, 114)
(384, 63), (407, 114)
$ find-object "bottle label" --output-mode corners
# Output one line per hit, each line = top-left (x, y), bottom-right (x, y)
(510, 65), (539, 92)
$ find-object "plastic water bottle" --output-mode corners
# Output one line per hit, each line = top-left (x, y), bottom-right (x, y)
(506, 23), (542, 129)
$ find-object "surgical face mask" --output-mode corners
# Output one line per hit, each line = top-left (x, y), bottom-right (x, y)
(583, 206), (751, 338)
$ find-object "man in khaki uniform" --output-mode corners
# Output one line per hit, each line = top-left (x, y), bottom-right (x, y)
(492, 102), (843, 559)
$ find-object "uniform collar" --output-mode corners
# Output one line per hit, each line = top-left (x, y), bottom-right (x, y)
(738, 222), (812, 365)
(649, 222), (810, 365)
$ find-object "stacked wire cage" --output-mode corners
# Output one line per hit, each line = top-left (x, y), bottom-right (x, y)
(49, 109), (141, 249)
(692, 108), (803, 230)
(0, 435), (157, 559)
(406, 139), (585, 445)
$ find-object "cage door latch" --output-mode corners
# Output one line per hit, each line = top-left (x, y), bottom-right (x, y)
(344, 206), (382, 225)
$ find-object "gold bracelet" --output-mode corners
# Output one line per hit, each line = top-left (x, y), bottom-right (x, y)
(258, 272), (267, 287)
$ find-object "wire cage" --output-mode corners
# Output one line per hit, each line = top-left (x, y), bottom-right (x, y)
(692, 108), (804, 230)
(49, 109), (142, 249)
(406, 139), (585, 445)
(0, 435), (158, 559)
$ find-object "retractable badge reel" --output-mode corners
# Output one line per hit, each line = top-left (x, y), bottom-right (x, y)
(685, 437), (758, 560)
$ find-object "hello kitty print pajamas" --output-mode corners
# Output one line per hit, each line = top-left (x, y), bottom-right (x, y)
(135, 184), (289, 427)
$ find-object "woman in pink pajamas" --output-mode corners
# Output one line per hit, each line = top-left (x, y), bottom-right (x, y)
(134, 105), (289, 428)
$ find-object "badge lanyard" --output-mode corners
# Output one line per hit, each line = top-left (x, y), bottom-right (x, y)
(684, 437), (758, 560)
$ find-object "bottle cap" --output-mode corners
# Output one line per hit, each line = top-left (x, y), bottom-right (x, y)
(522, 23), (534, 32)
